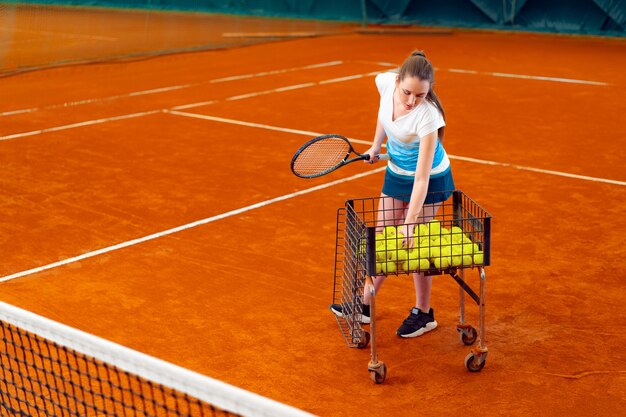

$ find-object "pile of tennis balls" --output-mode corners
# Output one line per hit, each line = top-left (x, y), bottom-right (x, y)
(373, 219), (484, 275)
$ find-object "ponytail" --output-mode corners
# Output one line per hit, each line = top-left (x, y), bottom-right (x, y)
(399, 50), (446, 133)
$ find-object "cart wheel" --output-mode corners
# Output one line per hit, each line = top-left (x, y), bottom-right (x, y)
(457, 326), (478, 346)
(356, 331), (370, 349)
(464, 352), (486, 372)
(369, 362), (386, 384)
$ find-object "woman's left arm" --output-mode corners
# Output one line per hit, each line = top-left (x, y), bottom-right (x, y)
(405, 131), (438, 225)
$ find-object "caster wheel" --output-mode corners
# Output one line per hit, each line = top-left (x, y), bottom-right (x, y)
(369, 362), (386, 384)
(356, 331), (370, 349)
(464, 352), (486, 372)
(458, 326), (478, 345)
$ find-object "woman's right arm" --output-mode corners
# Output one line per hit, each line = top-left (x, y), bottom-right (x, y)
(364, 119), (386, 164)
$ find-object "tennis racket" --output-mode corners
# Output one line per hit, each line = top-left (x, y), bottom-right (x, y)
(290, 134), (390, 178)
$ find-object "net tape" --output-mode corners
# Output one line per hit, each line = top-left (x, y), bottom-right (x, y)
(0, 302), (313, 417)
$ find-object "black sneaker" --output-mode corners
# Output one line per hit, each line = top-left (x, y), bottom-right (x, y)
(329, 303), (371, 324)
(396, 307), (437, 338)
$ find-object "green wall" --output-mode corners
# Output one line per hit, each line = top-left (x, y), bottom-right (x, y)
(5, 0), (625, 36)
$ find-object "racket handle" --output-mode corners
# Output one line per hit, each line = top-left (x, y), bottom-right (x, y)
(377, 153), (391, 161)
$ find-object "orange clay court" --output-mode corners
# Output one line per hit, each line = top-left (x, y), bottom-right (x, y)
(1, 15), (626, 417)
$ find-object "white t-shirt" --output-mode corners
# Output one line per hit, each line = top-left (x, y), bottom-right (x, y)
(376, 72), (450, 178)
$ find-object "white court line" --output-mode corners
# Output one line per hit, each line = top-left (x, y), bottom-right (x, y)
(3, 67), (622, 187)
(215, 72), (380, 105)
(2, 61), (607, 118)
(1, 69), (382, 140)
(208, 61), (341, 83)
(0, 110), (162, 141)
(356, 62), (609, 85)
(170, 100), (217, 111)
(166, 110), (323, 137)
(226, 82), (317, 101)
(319, 74), (370, 84)
(0, 26), (117, 41)
(448, 155), (626, 186)
(355, 60), (396, 68)
(0, 61), (344, 117)
(0, 167), (386, 283)
(128, 86), (192, 96)
(446, 68), (608, 86)
(167, 111), (626, 187)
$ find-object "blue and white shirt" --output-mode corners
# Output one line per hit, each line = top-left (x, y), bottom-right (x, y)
(376, 72), (450, 179)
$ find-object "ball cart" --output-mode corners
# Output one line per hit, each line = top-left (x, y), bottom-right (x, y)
(331, 190), (492, 383)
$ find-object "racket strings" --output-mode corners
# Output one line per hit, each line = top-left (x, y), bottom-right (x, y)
(293, 137), (352, 177)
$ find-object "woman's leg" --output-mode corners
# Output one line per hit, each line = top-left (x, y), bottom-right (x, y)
(397, 202), (442, 337)
(410, 202), (441, 311)
(363, 194), (407, 305)
(413, 273), (433, 312)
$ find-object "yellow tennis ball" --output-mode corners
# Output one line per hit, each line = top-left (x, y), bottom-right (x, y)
(430, 245), (441, 258)
(462, 255), (473, 266)
(474, 251), (484, 265)
(451, 255), (463, 267)
(428, 219), (441, 235)
(451, 244), (462, 256)
(382, 260), (397, 274)
(403, 258), (414, 271)
(441, 246), (452, 257)
(433, 257), (450, 269)
(462, 234), (472, 244)
(376, 249), (386, 261)
(383, 226), (397, 237)
(383, 238), (397, 251)
(396, 248), (409, 261)
(462, 243), (475, 254)
(376, 261), (384, 274)
(419, 258), (431, 270)
(417, 246), (429, 259)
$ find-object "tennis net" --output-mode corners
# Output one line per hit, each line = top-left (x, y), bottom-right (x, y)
(0, 3), (352, 76)
(0, 302), (313, 417)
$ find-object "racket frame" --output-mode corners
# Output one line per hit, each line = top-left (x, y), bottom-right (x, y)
(290, 134), (388, 178)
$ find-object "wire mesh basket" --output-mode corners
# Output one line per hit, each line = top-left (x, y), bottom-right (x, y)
(332, 190), (492, 348)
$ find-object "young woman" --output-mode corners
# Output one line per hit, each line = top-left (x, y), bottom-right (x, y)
(331, 50), (454, 338)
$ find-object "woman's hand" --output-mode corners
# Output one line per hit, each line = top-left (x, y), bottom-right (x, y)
(363, 146), (382, 164)
(398, 223), (415, 248)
